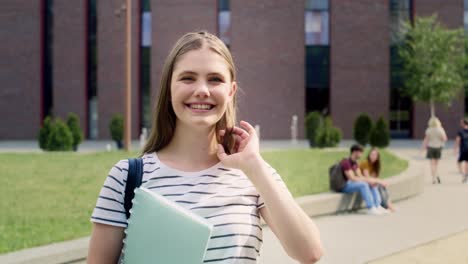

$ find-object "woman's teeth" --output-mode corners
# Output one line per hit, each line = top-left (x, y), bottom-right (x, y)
(189, 104), (213, 110)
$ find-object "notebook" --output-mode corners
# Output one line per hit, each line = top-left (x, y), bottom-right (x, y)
(122, 187), (214, 264)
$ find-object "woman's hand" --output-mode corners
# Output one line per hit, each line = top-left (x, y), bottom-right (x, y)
(216, 120), (263, 173)
(378, 179), (389, 188)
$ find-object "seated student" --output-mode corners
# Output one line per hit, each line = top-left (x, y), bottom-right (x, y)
(340, 144), (388, 215)
(360, 148), (396, 212)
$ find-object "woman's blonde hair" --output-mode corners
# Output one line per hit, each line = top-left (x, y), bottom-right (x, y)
(141, 31), (237, 155)
(428, 117), (441, 128)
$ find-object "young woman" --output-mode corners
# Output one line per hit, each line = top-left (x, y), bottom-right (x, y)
(87, 31), (323, 264)
(422, 117), (447, 184)
(359, 148), (395, 212)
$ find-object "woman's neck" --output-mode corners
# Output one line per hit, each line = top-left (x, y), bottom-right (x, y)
(158, 122), (220, 169)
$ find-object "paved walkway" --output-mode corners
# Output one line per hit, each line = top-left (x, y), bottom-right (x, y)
(369, 229), (468, 264)
(1, 140), (467, 264)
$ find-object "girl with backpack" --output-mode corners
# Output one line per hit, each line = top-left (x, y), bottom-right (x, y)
(87, 31), (323, 264)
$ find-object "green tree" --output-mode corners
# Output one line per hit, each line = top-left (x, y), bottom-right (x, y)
(305, 112), (323, 147)
(66, 113), (83, 151)
(399, 15), (466, 117)
(47, 119), (73, 151)
(315, 117), (342, 148)
(370, 117), (390, 148)
(38, 116), (53, 150)
(109, 114), (124, 149)
(353, 113), (373, 146)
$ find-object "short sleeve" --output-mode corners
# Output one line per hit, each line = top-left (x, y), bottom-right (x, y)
(257, 163), (293, 210)
(359, 161), (368, 172)
(340, 159), (352, 172)
(90, 160), (129, 228)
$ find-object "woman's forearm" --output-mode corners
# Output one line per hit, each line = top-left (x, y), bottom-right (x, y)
(243, 156), (323, 263)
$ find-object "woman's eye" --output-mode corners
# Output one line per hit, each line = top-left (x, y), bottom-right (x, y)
(181, 77), (195, 81)
(209, 77), (223, 83)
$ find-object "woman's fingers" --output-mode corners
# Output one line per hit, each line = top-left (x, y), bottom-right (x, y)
(231, 126), (249, 139)
(217, 144), (228, 160)
(240, 120), (256, 135)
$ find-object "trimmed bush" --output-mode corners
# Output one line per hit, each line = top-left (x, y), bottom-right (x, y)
(353, 113), (373, 146)
(305, 112), (323, 147)
(109, 114), (124, 149)
(38, 116), (53, 150)
(315, 117), (342, 148)
(47, 119), (73, 151)
(370, 117), (390, 148)
(66, 113), (83, 151)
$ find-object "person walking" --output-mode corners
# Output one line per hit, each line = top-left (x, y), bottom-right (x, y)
(422, 117), (447, 184)
(454, 117), (468, 183)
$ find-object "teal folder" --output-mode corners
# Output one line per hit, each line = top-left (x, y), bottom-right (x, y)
(123, 187), (213, 263)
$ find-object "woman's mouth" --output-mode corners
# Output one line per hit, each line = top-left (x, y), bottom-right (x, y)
(185, 103), (215, 112)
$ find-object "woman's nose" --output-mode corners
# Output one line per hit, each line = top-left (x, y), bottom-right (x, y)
(193, 81), (210, 97)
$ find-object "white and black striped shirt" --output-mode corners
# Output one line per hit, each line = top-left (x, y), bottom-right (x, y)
(91, 152), (290, 263)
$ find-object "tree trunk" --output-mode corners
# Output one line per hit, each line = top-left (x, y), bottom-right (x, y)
(430, 99), (435, 117)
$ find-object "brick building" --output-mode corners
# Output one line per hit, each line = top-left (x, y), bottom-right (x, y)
(0, 0), (465, 140)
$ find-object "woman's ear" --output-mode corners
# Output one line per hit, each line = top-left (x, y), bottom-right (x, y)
(229, 81), (237, 99)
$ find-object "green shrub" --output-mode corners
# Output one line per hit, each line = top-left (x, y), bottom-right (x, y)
(109, 114), (124, 143)
(315, 117), (342, 148)
(47, 119), (73, 151)
(305, 112), (323, 147)
(353, 113), (373, 146)
(66, 113), (83, 151)
(370, 117), (390, 148)
(38, 116), (52, 150)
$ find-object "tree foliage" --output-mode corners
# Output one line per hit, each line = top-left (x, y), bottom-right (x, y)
(399, 15), (466, 116)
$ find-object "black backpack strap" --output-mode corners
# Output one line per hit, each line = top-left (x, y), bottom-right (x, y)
(124, 158), (144, 219)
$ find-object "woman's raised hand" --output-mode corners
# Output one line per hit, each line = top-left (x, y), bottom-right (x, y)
(216, 120), (262, 173)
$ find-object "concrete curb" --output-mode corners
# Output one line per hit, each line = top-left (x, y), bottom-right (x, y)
(0, 150), (422, 264)
(0, 237), (89, 264)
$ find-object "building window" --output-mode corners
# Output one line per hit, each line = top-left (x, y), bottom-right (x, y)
(140, 0), (152, 130)
(390, 0), (411, 44)
(305, 0), (329, 45)
(87, 0), (98, 139)
(42, 0), (54, 119)
(390, 0), (413, 138)
(218, 0), (230, 46)
(305, 0), (330, 114)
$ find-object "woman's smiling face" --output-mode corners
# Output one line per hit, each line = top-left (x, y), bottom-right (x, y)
(170, 46), (236, 129)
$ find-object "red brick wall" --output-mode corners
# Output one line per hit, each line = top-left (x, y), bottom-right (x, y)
(53, 0), (87, 134)
(330, 0), (390, 139)
(0, 1), (42, 139)
(412, 0), (464, 139)
(231, 0), (305, 139)
(97, 1), (140, 139)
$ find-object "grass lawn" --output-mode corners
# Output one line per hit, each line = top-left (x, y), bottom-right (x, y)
(0, 148), (407, 254)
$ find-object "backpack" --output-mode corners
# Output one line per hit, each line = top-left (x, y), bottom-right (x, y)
(124, 158), (144, 219)
(329, 159), (347, 192)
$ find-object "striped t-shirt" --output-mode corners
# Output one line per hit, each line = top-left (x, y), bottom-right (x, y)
(90, 152), (290, 263)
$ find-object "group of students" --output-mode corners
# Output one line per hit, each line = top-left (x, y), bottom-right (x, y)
(336, 145), (396, 216)
(334, 116), (468, 217)
(422, 116), (468, 184)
